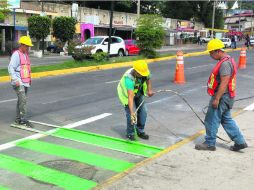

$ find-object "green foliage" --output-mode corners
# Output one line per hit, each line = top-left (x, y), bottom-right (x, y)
(52, 17), (76, 43)
(91, 52), (108, 62)
(214, 9), (224, 29)
(161, 1), (224, 29)
(241, 1), (254, 11)
(161, 1), (196, 20)
(28, 16), (51, 40)
(135, 14), (165, 58)
(70, 40), (95, 61)
(0, 0), (10, 21)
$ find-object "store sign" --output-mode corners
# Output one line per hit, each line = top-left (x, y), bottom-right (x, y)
(177, 20), (194, 29)
(113, 20), (124, 25)
(8, 0), (20, 9)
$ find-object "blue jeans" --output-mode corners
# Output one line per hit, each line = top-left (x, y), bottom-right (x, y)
(124, 95), (147, 136)
(204, 94), (245, 146)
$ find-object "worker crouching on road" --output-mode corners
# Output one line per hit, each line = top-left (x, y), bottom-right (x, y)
(8, 36), (34, 128)
(117, 60), (154, 141)
(195, 39), (247, 151)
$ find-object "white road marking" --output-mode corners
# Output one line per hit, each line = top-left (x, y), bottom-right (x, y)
(239, 74), (254, 80)
(0, 98), (17, 104)
(105, 80), (120, 84)
(41, 93), (94, 105)
(244, 103), (254, 111)
(186, 64), (212, 70)
(0, 113), (112, 151)
(63, 113), (112, 128)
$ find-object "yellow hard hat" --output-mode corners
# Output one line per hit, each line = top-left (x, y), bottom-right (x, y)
(19, 36), (33, 47)
(133, 60), (150, 77)
(206, 38), (224, 52)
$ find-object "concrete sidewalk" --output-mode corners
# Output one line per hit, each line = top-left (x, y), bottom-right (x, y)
(99, 110), (253, 190)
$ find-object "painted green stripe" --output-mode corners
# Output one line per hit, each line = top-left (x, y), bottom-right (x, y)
(0, 185), (9, 190)
(53, 128), (163, 157)
(0, 154), (96, 190)
(17, 140), (134, 172)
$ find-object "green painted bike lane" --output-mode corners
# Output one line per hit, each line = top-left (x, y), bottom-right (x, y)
(17, 139), (134, 172)
(0, 185), (9, 190)
(0, 154), (97, 190)
(0, 127), (164, 190)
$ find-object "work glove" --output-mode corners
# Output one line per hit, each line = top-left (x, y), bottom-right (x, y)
(131, 114), (137, 125)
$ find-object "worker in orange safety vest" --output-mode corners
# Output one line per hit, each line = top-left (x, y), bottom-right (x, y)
(195, 39), (247, 152)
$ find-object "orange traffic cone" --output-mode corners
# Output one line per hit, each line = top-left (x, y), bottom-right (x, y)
(174, 50), (185, 84)
(238, 47), (247, 69)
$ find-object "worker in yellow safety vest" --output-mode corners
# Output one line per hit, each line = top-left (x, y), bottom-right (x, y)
(117, 60), (154, 141)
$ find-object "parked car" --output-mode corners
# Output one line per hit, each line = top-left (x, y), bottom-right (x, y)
(46, 44), (63, 53)
(250, 37), (254, 46)
(200, 37), (211, 43)
(124, 39), (140, 56)
(220, 38), (231, 48)
(76, 36), (126, 56)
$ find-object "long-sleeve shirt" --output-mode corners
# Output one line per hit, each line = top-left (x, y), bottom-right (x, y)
(8, 51), (30, 87)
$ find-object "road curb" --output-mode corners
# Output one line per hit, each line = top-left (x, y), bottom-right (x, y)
(0, 48), (241, 83)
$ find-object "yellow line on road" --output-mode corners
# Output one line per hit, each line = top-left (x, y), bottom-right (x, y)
(93, 129), (205, 190)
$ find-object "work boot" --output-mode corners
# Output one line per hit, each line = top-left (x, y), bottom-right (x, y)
(19, 120), (34, 128)
(15, 118), (21, 124)
(126, 134), (136, 141)
(137, 132), (149, 140)
(195, 142), (216, 151)
(230, 143), (248, 151)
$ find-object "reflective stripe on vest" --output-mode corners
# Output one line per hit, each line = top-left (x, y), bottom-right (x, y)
(117, 68), (148, 106)
(207, 56), (237, 98)
(17, 50), (31, 84)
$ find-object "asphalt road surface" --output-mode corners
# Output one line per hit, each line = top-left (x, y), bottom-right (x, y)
(0, 50), (253, 190)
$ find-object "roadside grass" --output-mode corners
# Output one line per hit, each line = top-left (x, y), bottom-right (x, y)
(0, 53), (173, 77)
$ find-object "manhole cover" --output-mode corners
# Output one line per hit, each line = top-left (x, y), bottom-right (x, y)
(30, 159), (97, 185)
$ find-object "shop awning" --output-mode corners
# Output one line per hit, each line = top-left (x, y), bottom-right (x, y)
(114, 26), (134, 31)
(227, 31), (243, 36)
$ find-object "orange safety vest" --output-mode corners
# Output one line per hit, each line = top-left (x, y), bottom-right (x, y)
(17, 50), (31, 84)
(207, 56), (237, 98)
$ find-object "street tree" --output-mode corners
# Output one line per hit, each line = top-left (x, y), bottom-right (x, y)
(52, 16), (76, 45)
(161, 1), (224, 29)
(0, 0), (9, 21)
(28, 15), (51, 51)
(135, 14), (165, 58)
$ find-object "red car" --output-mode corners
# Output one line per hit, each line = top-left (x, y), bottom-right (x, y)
(124, 39), (140, 56)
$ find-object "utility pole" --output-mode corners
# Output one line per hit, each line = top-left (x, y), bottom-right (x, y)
(13, 8), (16, 42)
(251, 13), (253, 37)
(108, 1), (114, 57)
(137, 0), (140, 18)
(211, 0), (216, 38)
(41, 0), (45, 55)
(238, 0), (242, 32)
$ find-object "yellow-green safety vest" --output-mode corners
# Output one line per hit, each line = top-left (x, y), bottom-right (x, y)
(117, 68), (148, 106)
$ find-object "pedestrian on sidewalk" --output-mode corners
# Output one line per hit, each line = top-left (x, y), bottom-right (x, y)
(195, 39), (247, 151)
(197, 36), (202, 46)
(117, 60), (154, 141)
(231, 35), (236, 49)
(8, 36), (34, 128)
(245, 34), (250, 50)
